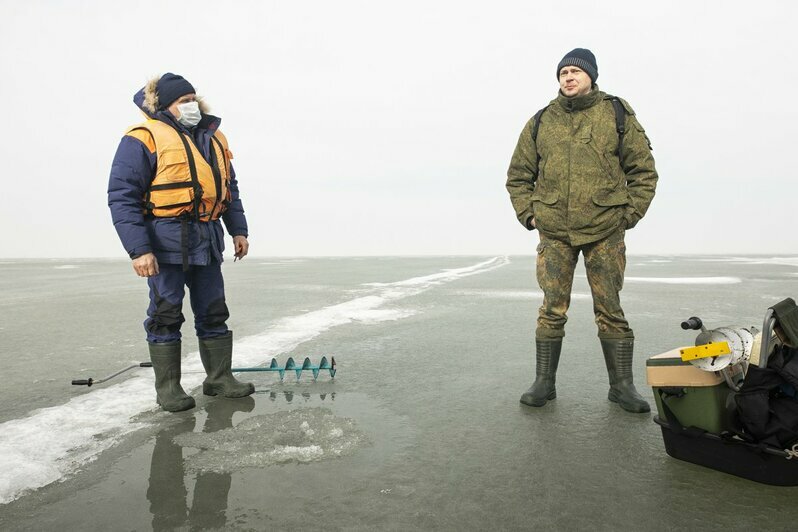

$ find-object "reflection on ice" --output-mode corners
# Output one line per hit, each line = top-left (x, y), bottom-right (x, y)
(175, 408), (369, 472)
(256, 390), (337, 403)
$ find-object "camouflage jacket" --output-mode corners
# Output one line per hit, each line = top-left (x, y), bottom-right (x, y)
(506, 88), (658, 246)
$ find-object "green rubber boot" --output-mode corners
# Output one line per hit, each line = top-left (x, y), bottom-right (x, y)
(149, 341), (196, 412)
(600, 338), (650, 414)
(198, 332), (255, 398)
(520, 339), (562, 407)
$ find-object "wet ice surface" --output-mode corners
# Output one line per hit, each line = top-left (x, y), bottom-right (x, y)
(0, 257), (502, 504)
(2, 256), (798, 531)
(175, 407), (369, 472)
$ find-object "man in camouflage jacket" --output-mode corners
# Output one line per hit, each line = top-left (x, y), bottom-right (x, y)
(506, 48), (658, 413)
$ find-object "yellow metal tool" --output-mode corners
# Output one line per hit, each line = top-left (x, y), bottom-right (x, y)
(679, 342), (731, 361)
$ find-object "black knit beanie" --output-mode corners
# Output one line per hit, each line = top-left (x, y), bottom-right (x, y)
(556, 48), (598, 84)
(156, 73), (196, 109)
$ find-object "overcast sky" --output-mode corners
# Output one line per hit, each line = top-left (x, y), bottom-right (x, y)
(1, 0), (796, 257)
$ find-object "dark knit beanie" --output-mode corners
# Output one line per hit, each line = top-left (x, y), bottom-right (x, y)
(156, 73), (196, 109)
(556, 48), (598, 84)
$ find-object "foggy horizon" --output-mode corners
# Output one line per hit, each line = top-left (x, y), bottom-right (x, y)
(2, 0), (796, 258)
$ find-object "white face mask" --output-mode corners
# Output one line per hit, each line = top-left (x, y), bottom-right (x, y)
(176, 101), (202, 128)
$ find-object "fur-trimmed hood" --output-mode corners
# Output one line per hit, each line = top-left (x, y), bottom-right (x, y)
(132, 75), (216, 128)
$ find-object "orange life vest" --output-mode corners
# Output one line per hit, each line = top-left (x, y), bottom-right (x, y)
(125, 120), (233, 221)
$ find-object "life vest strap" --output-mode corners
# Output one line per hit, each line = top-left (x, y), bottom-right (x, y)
(174, 130), (203, 222)
(208, 136), (225, 216)
(211, 134), (231, 210)
(151, 200), (194, 211)
(149, 182), (194, 192)
(173, 129), (202, 272)
(180, 216), (189, 272)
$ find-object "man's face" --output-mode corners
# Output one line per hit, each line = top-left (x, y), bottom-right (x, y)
(167, 93), (197, 118)
(559, 66), (592, 97)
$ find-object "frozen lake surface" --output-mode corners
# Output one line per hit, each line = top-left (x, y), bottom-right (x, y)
(1, 256), (797, 530)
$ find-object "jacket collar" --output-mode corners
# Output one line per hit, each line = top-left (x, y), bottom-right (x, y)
(556, 86), (604, 112)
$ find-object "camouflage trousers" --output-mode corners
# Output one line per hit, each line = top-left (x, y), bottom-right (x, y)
(535, 228), (633, 340)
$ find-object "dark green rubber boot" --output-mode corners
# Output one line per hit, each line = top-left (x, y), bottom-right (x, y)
(198, 332), (255, 398)
(149, 341), (196, 412)
(520, 339), (562, 407)
(600, 338), (650, 414)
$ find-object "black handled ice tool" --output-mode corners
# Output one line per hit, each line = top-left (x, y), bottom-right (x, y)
(71, 362), (154, 387)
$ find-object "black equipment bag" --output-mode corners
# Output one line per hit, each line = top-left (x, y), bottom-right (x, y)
(653, 298), (798, 485)
(734, 344), (798, 449)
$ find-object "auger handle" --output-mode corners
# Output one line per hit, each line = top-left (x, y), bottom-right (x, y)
(681, 317), (703, 330)
(71, 362), (150, 387)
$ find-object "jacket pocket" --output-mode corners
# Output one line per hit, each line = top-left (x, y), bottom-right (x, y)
(590, 191), (629, 232)
(158, 149), (189, 182)
(148, 218), (202, 254)
(149, 185), (195, 214)
(530, 189), (560, 232)
(530, 189), (559, 205)
(592, 191), (629, 207)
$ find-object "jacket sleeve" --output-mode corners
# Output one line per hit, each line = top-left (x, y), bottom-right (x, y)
(619, 106), (658, 229)
(107, 135), (156, 258)
(506, 117), (539, 230)
(221, 163), (249, 238)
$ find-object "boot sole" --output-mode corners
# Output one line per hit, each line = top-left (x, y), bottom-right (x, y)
(156, 396), (196, 412)
(203, 382), (255, 398)
(520, 390), (556, 407)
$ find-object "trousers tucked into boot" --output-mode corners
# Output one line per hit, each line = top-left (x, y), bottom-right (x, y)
(149, 341), (195, 412)
(198, 332), (255, 398)
(520, 339), (562, 407)
(600, 338), (650, 413)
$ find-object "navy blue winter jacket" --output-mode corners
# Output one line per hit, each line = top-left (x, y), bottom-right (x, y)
(108, 88), (248, 265)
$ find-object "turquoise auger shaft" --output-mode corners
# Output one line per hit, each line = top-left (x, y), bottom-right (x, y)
(232, 356), (336, 381)
(71, 357), (337, 387)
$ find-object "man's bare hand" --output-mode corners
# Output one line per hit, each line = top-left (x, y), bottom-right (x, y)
(133, 252), (159, 277)
(233, 236), (249, 260)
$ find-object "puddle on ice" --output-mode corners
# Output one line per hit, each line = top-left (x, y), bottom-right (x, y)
(174, 407), (369, 472)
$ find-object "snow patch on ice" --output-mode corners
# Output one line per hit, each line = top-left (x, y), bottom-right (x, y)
(53, 265), (79, 269)
(231, 257), (508, 368)
(0, 376), (156, 504)
(625, 276), (741, 285)
(737, 257), (798, 267)
(362, 257), (509, 288)
(692, 256), (798, 267)
(452, 289), (590, 300)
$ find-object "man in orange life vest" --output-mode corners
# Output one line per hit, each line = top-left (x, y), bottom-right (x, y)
(108, 73), (254, 412)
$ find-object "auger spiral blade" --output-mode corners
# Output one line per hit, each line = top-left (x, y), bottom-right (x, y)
(230, 356), (337, 381)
